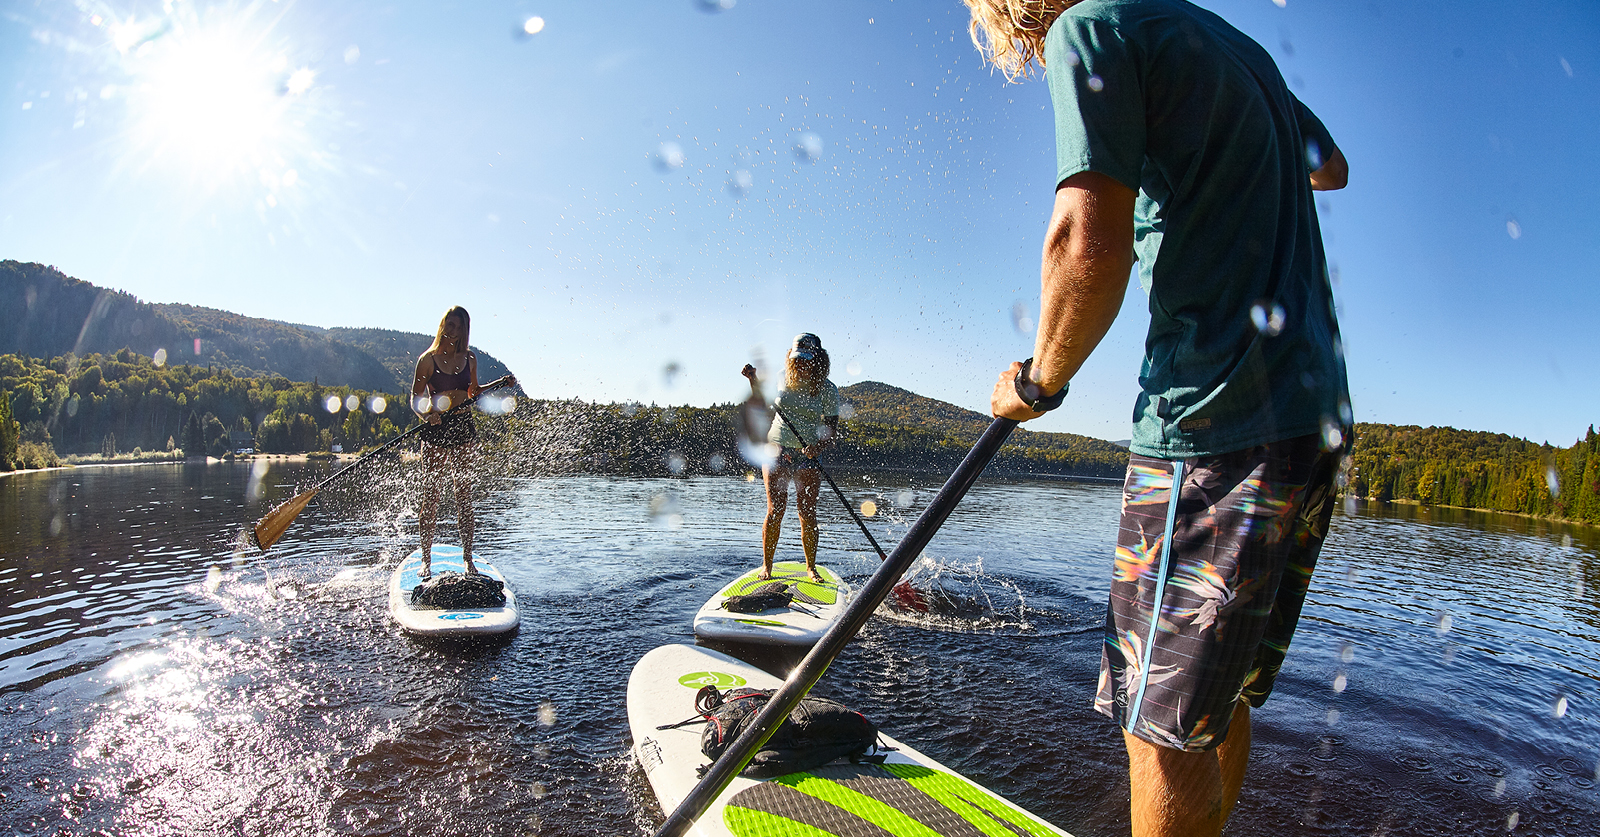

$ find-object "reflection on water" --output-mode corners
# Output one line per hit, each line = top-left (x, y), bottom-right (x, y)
(0, 461), (1596, 836)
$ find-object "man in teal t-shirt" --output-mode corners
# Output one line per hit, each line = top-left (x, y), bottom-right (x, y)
(969, 1), (1351, 835)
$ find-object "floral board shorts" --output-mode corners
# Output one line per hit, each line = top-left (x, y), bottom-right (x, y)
(1095, 433), (1343, 752)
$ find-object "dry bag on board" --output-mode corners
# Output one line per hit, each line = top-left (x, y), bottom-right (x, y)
(721, 583), (794, 613)
(694, 686), (883, 778)
(411, 571), (506, 609)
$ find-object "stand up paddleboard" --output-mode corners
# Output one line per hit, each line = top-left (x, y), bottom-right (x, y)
(693, 561), (852, 647)
(628, 643), (1075, 837)
(388, 545), (519, 636)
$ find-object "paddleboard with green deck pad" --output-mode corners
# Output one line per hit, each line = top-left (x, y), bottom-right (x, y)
(628, 643), (1075, 837)
(693, 561), (852, 647)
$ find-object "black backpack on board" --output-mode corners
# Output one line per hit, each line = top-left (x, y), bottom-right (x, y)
(721, 584), (795, 614)
(684, 686), (885, 778)
(411, 571), (506, 609)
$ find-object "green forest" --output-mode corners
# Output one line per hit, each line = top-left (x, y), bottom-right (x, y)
(1347, 422), (1600, 525)
(4, 349), (1597, 527)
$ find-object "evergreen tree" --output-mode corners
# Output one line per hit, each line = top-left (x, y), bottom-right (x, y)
(0, 389), (18, 470)
(181, 412), (204, 456)
(101, 432), (117, 458)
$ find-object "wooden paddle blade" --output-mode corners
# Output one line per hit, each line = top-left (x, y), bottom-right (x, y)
(251, 488), (320, 552)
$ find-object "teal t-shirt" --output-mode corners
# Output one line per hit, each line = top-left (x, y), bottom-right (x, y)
(1045, 0), (1350, 458)
(767, 381), (841, 449)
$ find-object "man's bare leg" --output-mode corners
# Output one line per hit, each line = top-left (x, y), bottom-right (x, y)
(1126, 731), (1225, 836)
(1124, 700), (1251, 837)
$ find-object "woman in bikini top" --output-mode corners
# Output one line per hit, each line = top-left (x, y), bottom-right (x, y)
(411, 306), (482, 579)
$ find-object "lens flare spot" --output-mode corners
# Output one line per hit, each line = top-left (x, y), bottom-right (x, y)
(153, 348), (168, 367)
(368, 395), (386, 413)
(523, 17), (546, 35)
(324, 395), (341, 413)
(794, 132), (824, 162)
(654, 142), (685, 172)
(344, 395), (359, 411)
(860, 500), (877, 517)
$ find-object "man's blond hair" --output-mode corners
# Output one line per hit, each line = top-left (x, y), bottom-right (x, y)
(963, 0), (1079, 82)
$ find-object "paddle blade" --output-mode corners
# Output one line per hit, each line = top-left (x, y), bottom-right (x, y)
(251, 489), (319, 552)
(888, 580), (929, 614)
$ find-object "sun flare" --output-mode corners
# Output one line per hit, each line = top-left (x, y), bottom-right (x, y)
(116, 6), (319, 188)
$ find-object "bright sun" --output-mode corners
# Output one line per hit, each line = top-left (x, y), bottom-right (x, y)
(114, 6), (316, 187)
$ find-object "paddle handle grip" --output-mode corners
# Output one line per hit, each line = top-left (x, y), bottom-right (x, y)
(652, 416), (1019, 837)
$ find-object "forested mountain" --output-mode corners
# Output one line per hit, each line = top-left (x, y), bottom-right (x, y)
(0, 261), (513, 392)
(1349, 422), (1600, 524)
(321, 327), (514, 386)
(839, 381), (1130, 476)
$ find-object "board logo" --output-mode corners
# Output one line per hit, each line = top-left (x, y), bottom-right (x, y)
(438, 612), (485, 621)
(678, 671), (747, 689)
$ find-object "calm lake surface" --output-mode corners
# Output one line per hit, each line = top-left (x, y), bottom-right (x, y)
(1, 459), (1596, 836)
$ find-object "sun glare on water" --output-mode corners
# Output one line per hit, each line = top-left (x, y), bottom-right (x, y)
(111, 6), (322, 190)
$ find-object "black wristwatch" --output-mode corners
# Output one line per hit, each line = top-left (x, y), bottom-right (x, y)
(1014, 358), (1069, 412)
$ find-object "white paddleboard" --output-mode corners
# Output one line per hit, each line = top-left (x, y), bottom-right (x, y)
(388, 545), (519, 636)
(692, 561), (852, 647)
(628, 643), (1075, 837)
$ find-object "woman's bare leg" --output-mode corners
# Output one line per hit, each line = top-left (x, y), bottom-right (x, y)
(761, 463), (791, 579)
(419, 445), (445, 579)
(794, 468), (822, 581)
(455, 444), (477, 573)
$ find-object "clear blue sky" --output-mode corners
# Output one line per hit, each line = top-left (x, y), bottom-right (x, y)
(2, 0), (1596, 446)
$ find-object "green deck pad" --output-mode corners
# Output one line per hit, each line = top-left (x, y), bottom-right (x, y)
(726, 562), (841, 606)
(723, 764), (1057, 837)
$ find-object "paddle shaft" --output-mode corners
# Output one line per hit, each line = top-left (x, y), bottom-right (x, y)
(769, 403), (890, 562)
(651, 416), (1019, 837)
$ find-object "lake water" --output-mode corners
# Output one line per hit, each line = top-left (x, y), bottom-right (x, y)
(1, 459), (1596, 836)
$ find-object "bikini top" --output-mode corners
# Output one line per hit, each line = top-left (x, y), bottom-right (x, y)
(428, 354), (472, 393)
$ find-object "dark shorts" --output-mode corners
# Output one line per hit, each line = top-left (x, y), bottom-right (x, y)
(1094, 433), (1342, 752)
(774, 447), (818, 471)
(419, 409), (476, 449)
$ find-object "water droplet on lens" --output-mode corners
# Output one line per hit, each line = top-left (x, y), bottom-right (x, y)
(860, 500), (877, 517)
(707, 453), (726, 474)
(1506, 811), (1520, 830)
(1321, 419), (1343, 451)
(662, 362), (682, 387)
(1434, 610), (1453, 635)
(1011, 300), (1035, 335)
(1250, 301), (1286, 336)
(1506, 218), (1521, 239)
(1272, 0), (1287, 7)
(653, 142), (685, 172)
(665, 451), (687, 475)
(204, 566), (223, 594)
(1339, 642), (1354, 664)
(1325, 708), (1340, 725)
(344, 45), (360, 64)
(794, 132), (823, 162)
(845, 362), (862, 377)
(727, 169), (753, 197)
(697, 0), (736, 12)
(896, 490), (915, 508)
(1492, 777), (1506, 797)
(523, 16), (545, 35)
(1544, 467), (1559, 497)
(1552, 695), (1568, 719)
(537, 701), (557, 727)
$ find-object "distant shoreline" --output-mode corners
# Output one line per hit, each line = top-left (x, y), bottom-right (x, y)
(0, 452), (361, 480)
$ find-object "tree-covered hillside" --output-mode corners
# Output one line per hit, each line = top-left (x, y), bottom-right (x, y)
(1349, 422), (1599, 524)
(0, 261), (515, 392)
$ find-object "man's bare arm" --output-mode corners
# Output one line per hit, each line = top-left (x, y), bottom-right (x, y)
(993, 171), (1137, 420)
(1309, 144), (1348, 191)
